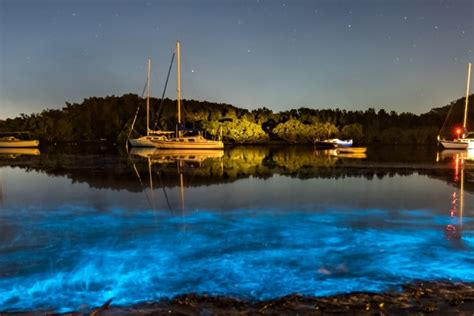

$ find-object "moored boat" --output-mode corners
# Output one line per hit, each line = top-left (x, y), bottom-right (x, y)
(315, 138), (353, 149)
(439, 63), (472, 150)
(0, 136), (39, 148)
(439, 139), (469, 149)
(151, 41), (224, 150)
(129, 58), (174, 147)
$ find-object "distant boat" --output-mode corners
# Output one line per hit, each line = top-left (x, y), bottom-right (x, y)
(151, 41), (224, 150)
(129, 58), (173, 147)
(328, 138), (353, 147)
(315, 138), (353, 149)
(0, 135), (39, 148)
(439, 63), (473, 149)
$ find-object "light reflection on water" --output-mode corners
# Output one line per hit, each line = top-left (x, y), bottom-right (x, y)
(0, 148), (473, 312)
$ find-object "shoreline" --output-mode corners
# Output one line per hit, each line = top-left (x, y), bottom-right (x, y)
(2, 281), (473, 315)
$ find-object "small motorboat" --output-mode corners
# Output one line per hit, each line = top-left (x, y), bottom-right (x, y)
(0, 136), (39, 148)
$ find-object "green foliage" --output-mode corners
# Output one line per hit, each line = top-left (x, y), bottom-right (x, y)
(202, 118), (269, 144)
(273, 119), (310, 143)
(341, 123), (364, 143)
(273, 120), (339, 143)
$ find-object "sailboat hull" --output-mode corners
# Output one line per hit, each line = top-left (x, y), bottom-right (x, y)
(439, 140), (468, 149)
(152, 141), (224, 149)
(152, 136), (224, 149)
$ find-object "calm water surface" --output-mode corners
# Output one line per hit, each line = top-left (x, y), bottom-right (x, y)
(0, 146), (473, 312)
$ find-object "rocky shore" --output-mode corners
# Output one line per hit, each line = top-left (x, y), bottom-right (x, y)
(3, 281), (474, 315)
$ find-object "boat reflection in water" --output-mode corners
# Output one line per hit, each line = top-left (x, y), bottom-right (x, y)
(329, 149), (367, 159)
(129, 148), (224, 215)
(437, 150), (471, 240)
(0, 148), (40, 157)
(437, 149), (474, 162)
(129, 148), (224, 163)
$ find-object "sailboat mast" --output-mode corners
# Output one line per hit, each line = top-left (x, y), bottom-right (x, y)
(463, 63), (471, 129)
(147, 58), (151, 136)
(176, 41), (182, 136)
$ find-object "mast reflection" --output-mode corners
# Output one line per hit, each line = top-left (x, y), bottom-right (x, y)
(129, 148), (224, 215)
(442, 151), (469, 240)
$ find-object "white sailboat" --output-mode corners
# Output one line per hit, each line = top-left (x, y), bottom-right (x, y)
(129, 58), (172, 147)
(439, 63), (473, 149)
(151, 41), (224, 150)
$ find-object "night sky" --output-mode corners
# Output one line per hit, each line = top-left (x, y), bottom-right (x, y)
(0, 0), (473, 119)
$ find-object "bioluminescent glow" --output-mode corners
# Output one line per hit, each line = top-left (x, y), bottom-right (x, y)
(0, 206), (473, 312)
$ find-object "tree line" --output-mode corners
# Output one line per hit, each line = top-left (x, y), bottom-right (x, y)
(0, 93), (472, 145)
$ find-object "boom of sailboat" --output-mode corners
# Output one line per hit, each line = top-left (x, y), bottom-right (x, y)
(128, 41), (224, 150)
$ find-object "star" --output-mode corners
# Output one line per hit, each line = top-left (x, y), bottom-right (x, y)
(191, 69), (195, 73)
(247, 49), (251, 53)
(72, 12), (76, 17)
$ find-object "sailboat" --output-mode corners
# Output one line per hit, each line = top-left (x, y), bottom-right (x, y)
(129, 58), (173, 147)
(439, 63), (474, 149)
(151, 41), (224, 150)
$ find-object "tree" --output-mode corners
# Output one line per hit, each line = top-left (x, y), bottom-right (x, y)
(341, 123), (364, 143)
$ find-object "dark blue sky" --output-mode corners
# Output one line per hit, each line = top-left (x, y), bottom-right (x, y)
(1, 0), (473, 118)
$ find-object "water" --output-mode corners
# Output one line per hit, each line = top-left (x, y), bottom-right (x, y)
(0, 146), (473, 312)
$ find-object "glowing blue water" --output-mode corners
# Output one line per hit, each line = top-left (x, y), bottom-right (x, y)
(1, 205), (473, 312)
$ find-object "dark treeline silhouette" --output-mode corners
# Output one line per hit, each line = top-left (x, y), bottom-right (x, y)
(0, 94), (472, 144)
